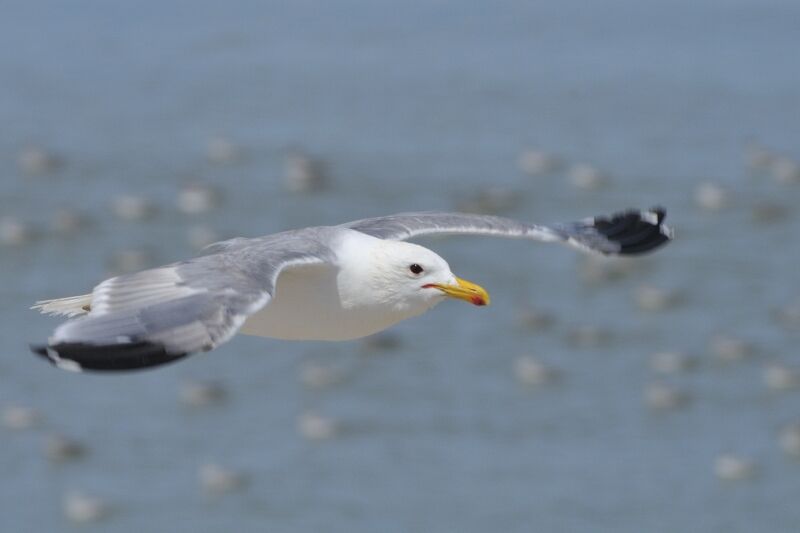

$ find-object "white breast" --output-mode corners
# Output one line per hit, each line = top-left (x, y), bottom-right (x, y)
(239, 263), (413, 341)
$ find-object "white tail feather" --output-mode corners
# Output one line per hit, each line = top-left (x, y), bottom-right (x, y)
(32, 294), (92, 317)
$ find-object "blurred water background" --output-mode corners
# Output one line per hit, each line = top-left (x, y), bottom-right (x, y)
(2, 0), (800, 531)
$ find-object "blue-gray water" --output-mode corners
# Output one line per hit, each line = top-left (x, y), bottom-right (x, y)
(2, 1), (800, 531)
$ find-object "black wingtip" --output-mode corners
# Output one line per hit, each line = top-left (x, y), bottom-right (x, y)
(31, 344), (48, 357)
(593, 207), (673, 256)
(30, 342), (189, 373)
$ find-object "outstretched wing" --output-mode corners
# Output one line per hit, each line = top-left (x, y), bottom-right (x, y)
(343, 207), (673, 256)
(32, 230), (333, 372)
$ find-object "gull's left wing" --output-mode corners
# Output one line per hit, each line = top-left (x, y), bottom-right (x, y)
(31, 229), (335, 372)
(342, 207), (673, 256)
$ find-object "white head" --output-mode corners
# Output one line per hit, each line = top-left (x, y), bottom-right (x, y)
(338, 237), (489, 319)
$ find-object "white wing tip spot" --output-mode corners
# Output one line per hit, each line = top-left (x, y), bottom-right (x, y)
(45, 348), (83, 373)
(640, 210), (660, 225)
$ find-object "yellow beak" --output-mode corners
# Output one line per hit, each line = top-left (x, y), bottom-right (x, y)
(424, 276), (490, 306)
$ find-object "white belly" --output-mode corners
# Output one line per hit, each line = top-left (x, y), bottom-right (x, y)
(239, 263), (413, 341)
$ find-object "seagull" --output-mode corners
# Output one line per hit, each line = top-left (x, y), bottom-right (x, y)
(31, 208), (672, 372)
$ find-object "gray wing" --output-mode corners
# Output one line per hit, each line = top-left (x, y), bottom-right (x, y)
(32, 229), (335, 372)
(343, 207), (673, 256)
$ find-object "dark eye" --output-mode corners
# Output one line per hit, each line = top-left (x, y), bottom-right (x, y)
(409, 263), (424, 275)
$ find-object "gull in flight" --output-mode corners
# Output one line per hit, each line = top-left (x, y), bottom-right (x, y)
(32, 208), (672, 372)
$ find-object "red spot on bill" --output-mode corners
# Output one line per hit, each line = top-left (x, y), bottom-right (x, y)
(471, 295), (486, 306)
